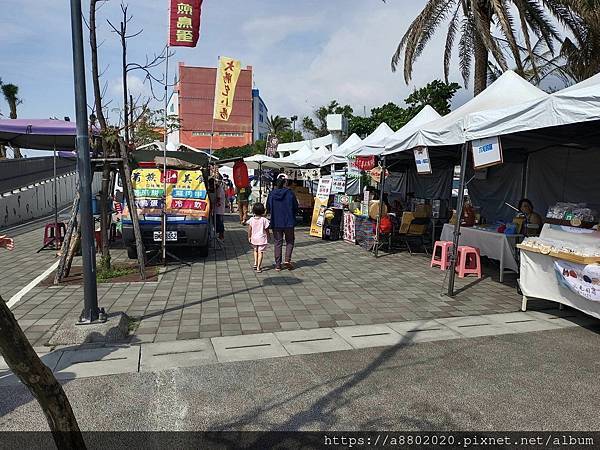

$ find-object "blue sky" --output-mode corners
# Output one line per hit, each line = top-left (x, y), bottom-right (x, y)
(0, 0), (471, 127)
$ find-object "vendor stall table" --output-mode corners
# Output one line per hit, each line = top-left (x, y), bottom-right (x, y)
(519, 224), (600, 319)
(441, 224), (522, 282)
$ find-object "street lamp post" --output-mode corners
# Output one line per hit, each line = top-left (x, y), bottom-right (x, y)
(69, 0), (103, 324)
(291, 115), (298, 137)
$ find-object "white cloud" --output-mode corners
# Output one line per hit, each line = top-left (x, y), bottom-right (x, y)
(242, 14), (324, 49)
(249, 1), (469, 120)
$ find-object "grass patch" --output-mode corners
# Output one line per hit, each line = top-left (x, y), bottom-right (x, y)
(127, 317), (141, 333)
(97, 264), (137, 282)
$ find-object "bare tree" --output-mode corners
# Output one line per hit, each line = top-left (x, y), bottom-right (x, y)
(0, 296), (85, 448)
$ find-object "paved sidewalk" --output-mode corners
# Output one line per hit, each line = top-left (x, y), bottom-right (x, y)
(2, 309), (597, 386)
(2, 326), (600, 432)
(4, 215), (557, 346)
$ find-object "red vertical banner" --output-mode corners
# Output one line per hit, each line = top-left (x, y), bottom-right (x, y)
(169, 0), (202, 47)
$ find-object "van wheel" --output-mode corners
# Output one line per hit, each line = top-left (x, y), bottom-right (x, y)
(197, 246), (209, 258)
(127, 246), (138, 260)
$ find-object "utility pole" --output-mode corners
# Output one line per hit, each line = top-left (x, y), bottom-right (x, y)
(69, 0), (103, 323)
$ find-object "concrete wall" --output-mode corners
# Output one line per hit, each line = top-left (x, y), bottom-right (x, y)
(0, 172), (102, 228)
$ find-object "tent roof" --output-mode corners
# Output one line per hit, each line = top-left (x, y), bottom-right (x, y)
(464, 71), (600, 142)
(386, 71), (548, 153)
(274, 144), (314, 167)
(298, 146), (331, 167)
(345, 122), (394, 157)
(276, 134), (333, 154)
(320, 133), (362, 166)
(136, 141), (218, 160)
(0, 119), (78, 151)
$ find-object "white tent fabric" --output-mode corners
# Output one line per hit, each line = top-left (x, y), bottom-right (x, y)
(464, 72), (600, 141)
(274, 144), (314, 168)
(276, 134), (333, 156)
(320, 133), (362, 166)
(243, 154), (287, 169)
(346, 122), (394, 157)
(385, 71), (548, 154)
(344, 106), (440, 157)
(298, 146), (332, 167)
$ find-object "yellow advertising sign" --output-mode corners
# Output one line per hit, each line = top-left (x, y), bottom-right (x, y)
(213, 56), (242, 122)
(309, 198), (326, 238)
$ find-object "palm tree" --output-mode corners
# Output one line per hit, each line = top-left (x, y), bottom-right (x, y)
(387, 0), (583, 94)
(1, 82), (23, 158)
(267, 115), (291, 134)
(559, 0), (600, 82)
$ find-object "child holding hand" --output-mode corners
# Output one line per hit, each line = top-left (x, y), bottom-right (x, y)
(247, 203), (270, 273)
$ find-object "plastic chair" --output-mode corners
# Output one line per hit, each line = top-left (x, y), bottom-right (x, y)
(43, 222), (66, 247)
(431, 241), (454, 270)
(456, 246), (482, 278)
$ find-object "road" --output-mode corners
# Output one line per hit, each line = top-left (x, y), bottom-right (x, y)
(1, 327), (599, 433)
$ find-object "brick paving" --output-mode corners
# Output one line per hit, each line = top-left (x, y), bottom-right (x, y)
(2, 214), (553, 346)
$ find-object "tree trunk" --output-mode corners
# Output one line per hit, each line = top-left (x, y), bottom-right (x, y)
(0, 296), (86, 448)
(98, 162), (112, 272)
(90, 0), (112, 273)
(473, 5), (491, 95)
(8, 106), (23, 159)
(55, 189), (80, 284)
(118, 140), (146, 279)
(90, 0), (108, 131)
(121, 22), (129, 145)
(64, 224), (82, 279)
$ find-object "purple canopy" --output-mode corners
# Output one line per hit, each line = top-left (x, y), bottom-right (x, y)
(0, 119), (78, 151)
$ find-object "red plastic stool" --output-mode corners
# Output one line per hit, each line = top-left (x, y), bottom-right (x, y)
(431, 241), (454, 270)
(456, 246), (482, 278)
(43, 222), (66, 247)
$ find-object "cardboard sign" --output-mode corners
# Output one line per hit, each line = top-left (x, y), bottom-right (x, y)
(414, 147), (432, 174)
(472, 136), (503, 169)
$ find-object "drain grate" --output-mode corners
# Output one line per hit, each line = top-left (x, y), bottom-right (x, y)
(407, 328), (441, 333)
(71, 356), (127, 365)
(154, 350), (207, 357)
(290, 337), (333, 344)
(457, 323), (491, 328)
(351, 332), (391, 338)
(505, 319), (535, 324)
(225, 343), (271, 350)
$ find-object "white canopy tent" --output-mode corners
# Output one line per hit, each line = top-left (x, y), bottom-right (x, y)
(346, 122), (394, 158)
(298, 146), (332, 167)
(464, 72), (600, 141)
(320, 133), (362, 166)
(355, 106), (442, 157)
(274, 144), (314, 168)
(384, 71), (548, 154)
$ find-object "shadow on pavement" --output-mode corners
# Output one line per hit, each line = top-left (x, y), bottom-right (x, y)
(207, 324), (467, 441)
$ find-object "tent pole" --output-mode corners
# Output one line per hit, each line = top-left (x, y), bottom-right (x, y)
(53, 144), (59, 250)
(259, 161), (263, 203)
(374, 155), (387, 258)
(447, 143), (469, 297)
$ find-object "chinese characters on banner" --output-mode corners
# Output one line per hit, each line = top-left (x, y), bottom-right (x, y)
(169, 0), (203, 47)
(213, 56), (242, 122)
(129, 168), (209, 219)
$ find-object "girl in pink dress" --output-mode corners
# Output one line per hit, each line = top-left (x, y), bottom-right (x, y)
(247, 203), (270, 273)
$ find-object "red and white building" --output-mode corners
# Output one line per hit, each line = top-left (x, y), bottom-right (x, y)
(167, 62), (266, 151)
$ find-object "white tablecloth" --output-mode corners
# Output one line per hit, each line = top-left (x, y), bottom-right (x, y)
(441, 224), (520, 275)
